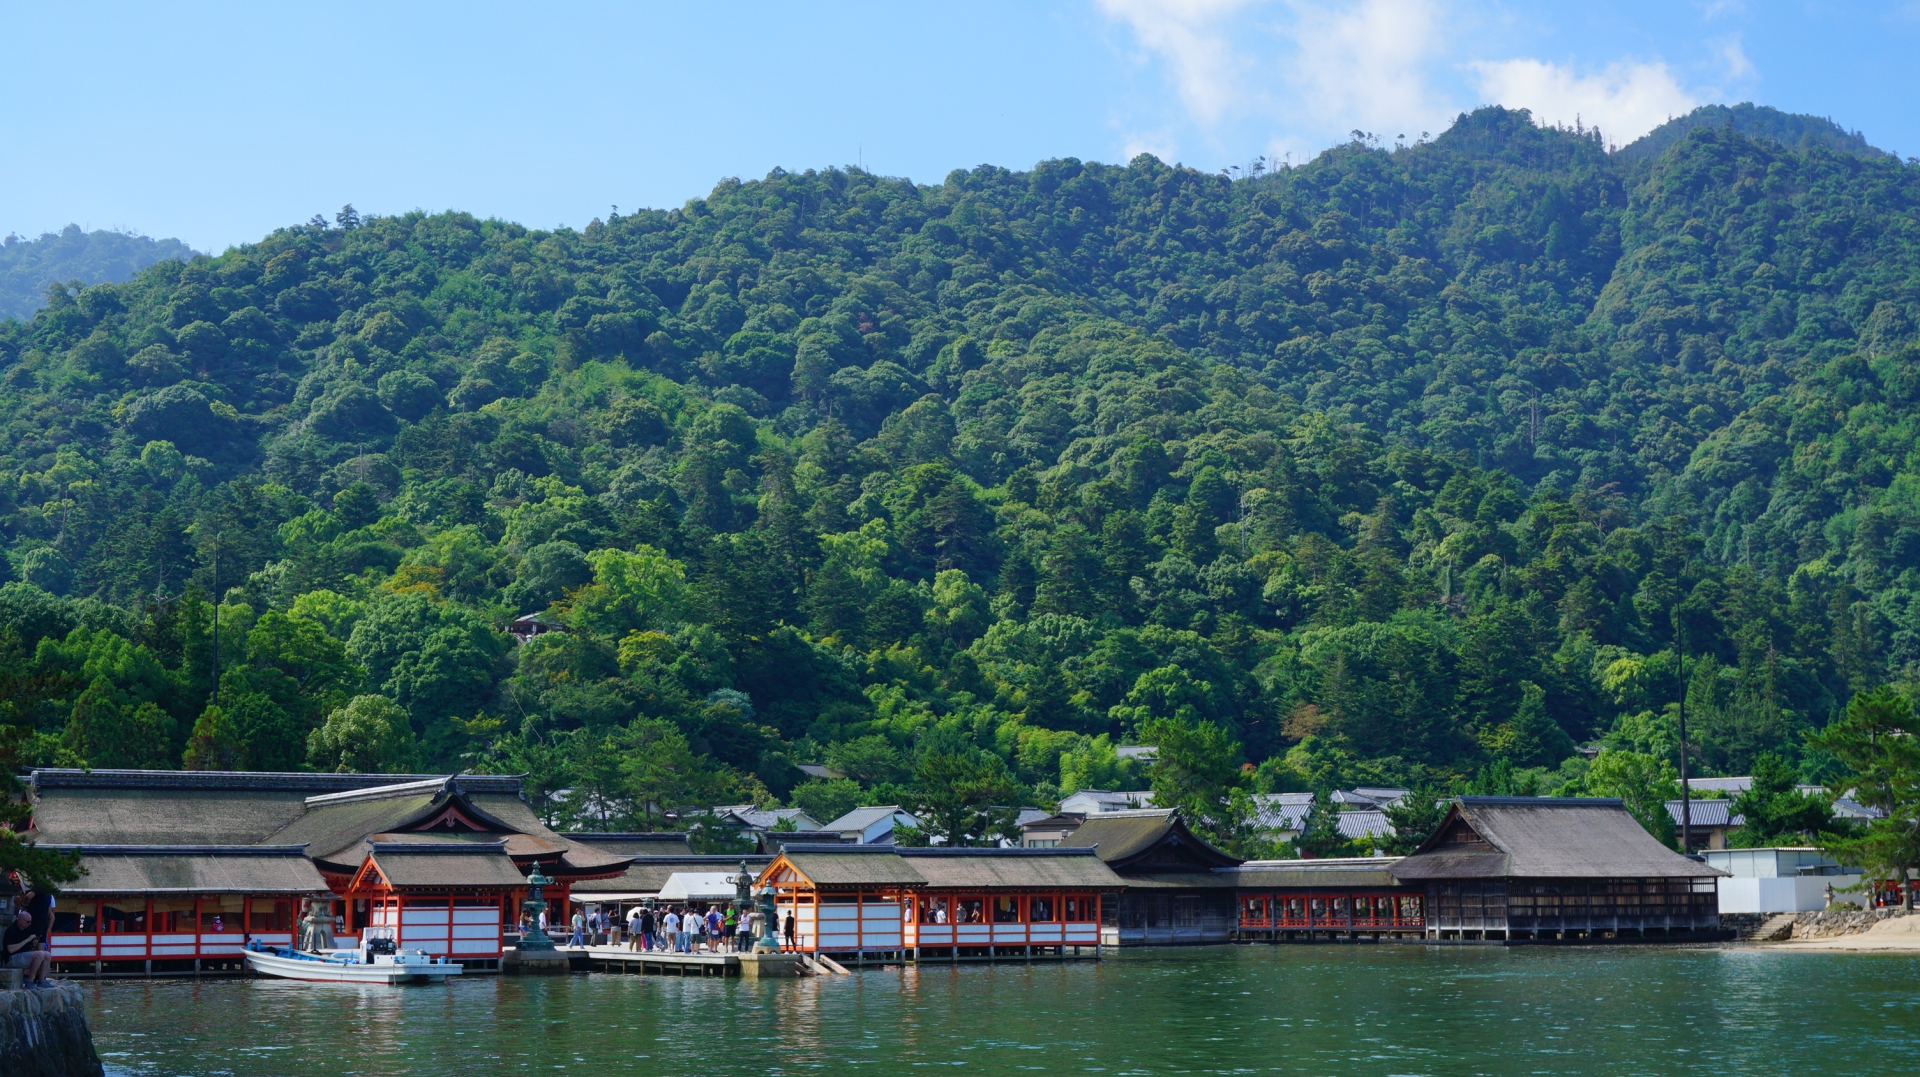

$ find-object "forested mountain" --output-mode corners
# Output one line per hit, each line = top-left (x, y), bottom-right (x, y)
(2, 105), (1917, 848)
(0, 226), (200, 321)
(1618, 103), (1892, 163)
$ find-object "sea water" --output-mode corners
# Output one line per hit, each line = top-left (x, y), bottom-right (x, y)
(89, 944), (1920, 1076)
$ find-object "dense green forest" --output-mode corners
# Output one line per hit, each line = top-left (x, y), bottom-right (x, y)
(3, 103), (1919, 851)
(0, 226), (200, 322)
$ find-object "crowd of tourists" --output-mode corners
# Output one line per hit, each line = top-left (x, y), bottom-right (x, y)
(560, 902), (797, 953)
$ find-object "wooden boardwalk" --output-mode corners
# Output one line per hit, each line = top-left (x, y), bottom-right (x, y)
(567, 945), (744, 976)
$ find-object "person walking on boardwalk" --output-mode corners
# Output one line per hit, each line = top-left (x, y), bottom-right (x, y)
(723, 905), (738, 951)
(568, 908), (585, 948)
(641, 905), (658, 952)
(706, 906), (723, 953)
(783, 909), (797, 950)
(627, 906), (644, 951)
(661, 907), (679, 953)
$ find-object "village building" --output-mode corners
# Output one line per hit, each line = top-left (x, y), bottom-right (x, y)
(1020, 813), (1086, 847)
(1064, 809), (1242, 945)
(754, 844), (1122, 961)
(23, 768), (632, 973)
(818, 806), (920, 845)
(1057, 789), (1155, 815)
(1390, 797), (1726, 941)
(1664, 799), (1740, 850)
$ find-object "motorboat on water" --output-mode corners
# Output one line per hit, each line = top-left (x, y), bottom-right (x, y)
(243, 927), (465, 985)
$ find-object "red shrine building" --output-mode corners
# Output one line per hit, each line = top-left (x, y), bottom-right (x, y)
(17, 769), (630, 973)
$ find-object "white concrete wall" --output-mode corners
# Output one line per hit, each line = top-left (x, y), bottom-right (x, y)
(1718, 876), (1865, 914)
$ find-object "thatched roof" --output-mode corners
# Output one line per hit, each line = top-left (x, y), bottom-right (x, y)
(29, 787), (311, 845)
(776, 846), (924, 886)
(1391, 797), (1727, 881)
(561, 833), (696, 856)
(47, 846), (328, 895)
(368, 842), (530, 889)
(898, 848), (1127, 889)
(1064, 810), (1242, 873)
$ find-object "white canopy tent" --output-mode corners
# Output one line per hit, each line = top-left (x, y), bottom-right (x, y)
(657, 871), (743, 903)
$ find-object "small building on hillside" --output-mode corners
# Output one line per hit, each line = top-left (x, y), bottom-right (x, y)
(1251, 793), (1313, 843)
(711, 805), (823, 835)
(1058, 789), (1155, 815)
(820, 806), (920, 845)
(1391, 796), (1727, 942)
(1065, 809), (1242, 945)
(1021, 813), (1086, 847)
(1664, 799), (1740, 850)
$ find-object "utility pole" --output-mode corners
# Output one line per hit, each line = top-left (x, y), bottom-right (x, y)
(1674, 611), (1690, 855)
(209, 532), (220, 710)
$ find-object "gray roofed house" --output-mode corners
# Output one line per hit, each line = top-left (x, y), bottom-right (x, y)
(1057, 789), (1156, 815)
(820, 806), (920, 845)
(712, 805), (823, 833)
(1335, 809), (1395, 844)
(1251, 793), (1314, 839)
(1663, 799), (1742, 850)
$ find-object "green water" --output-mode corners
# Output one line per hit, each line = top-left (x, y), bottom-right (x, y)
(90, 946), (1919, 1076)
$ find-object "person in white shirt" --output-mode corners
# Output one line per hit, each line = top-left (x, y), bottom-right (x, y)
(662, 909), (680, 952)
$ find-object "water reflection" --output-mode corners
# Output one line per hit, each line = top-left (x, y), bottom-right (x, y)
(90, 946), (1920, 1076)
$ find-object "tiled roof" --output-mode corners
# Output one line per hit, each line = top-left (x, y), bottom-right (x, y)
(1664, 800), (1742, 828)
(47, 846), (330, 895)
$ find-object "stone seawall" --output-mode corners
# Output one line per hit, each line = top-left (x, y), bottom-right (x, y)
(0, 983), (104, 1077)
(1793, 906), (1913, 939)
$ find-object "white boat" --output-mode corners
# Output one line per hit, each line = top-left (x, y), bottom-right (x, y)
(243, 927), (465, 985)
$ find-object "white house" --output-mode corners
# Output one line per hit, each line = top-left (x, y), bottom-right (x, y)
(1058, 789), (1155, 815)
(820, 805), (921, 844)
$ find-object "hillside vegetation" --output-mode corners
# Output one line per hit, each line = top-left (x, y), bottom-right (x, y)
(2, 105), (1918, 847)
(0, 226), (200, 321)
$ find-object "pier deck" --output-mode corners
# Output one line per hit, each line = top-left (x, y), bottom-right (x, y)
(567, 945), (745, 976)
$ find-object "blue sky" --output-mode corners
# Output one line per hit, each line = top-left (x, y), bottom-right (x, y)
(4, 1), (1916, 253)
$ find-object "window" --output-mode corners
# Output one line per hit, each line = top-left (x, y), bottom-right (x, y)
(924, 897), (950, 924)
(151, 898), (196, 933)
(199, 895), (243, 932)
(1063, 896), (1095, 922)
(958, 899), (984, 924)
(250, 900), (293, 932)
(1029, 896), (1055, 922)
(1241, 897), (1266, 920)
(993, 896), (1021, 923)
(102, 902), (145, 934)
(53, 901), (97, 934)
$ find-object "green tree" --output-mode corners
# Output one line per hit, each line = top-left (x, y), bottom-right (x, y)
(307, 695), (422, 773)
(1809, 687), (1920, 908)
(1142, 714), (1248, 846)
(1582, 750), (1679, 847)
(914, 751), (1020, 846)
(1729, 751), (1836, 847)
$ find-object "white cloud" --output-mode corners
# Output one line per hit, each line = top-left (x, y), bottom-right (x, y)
(1285, 0), (1450, 138)
(1095, 0), (1261, 126)
(1713, 34), (1755, 81)
(1468, 58), (1699, 143)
